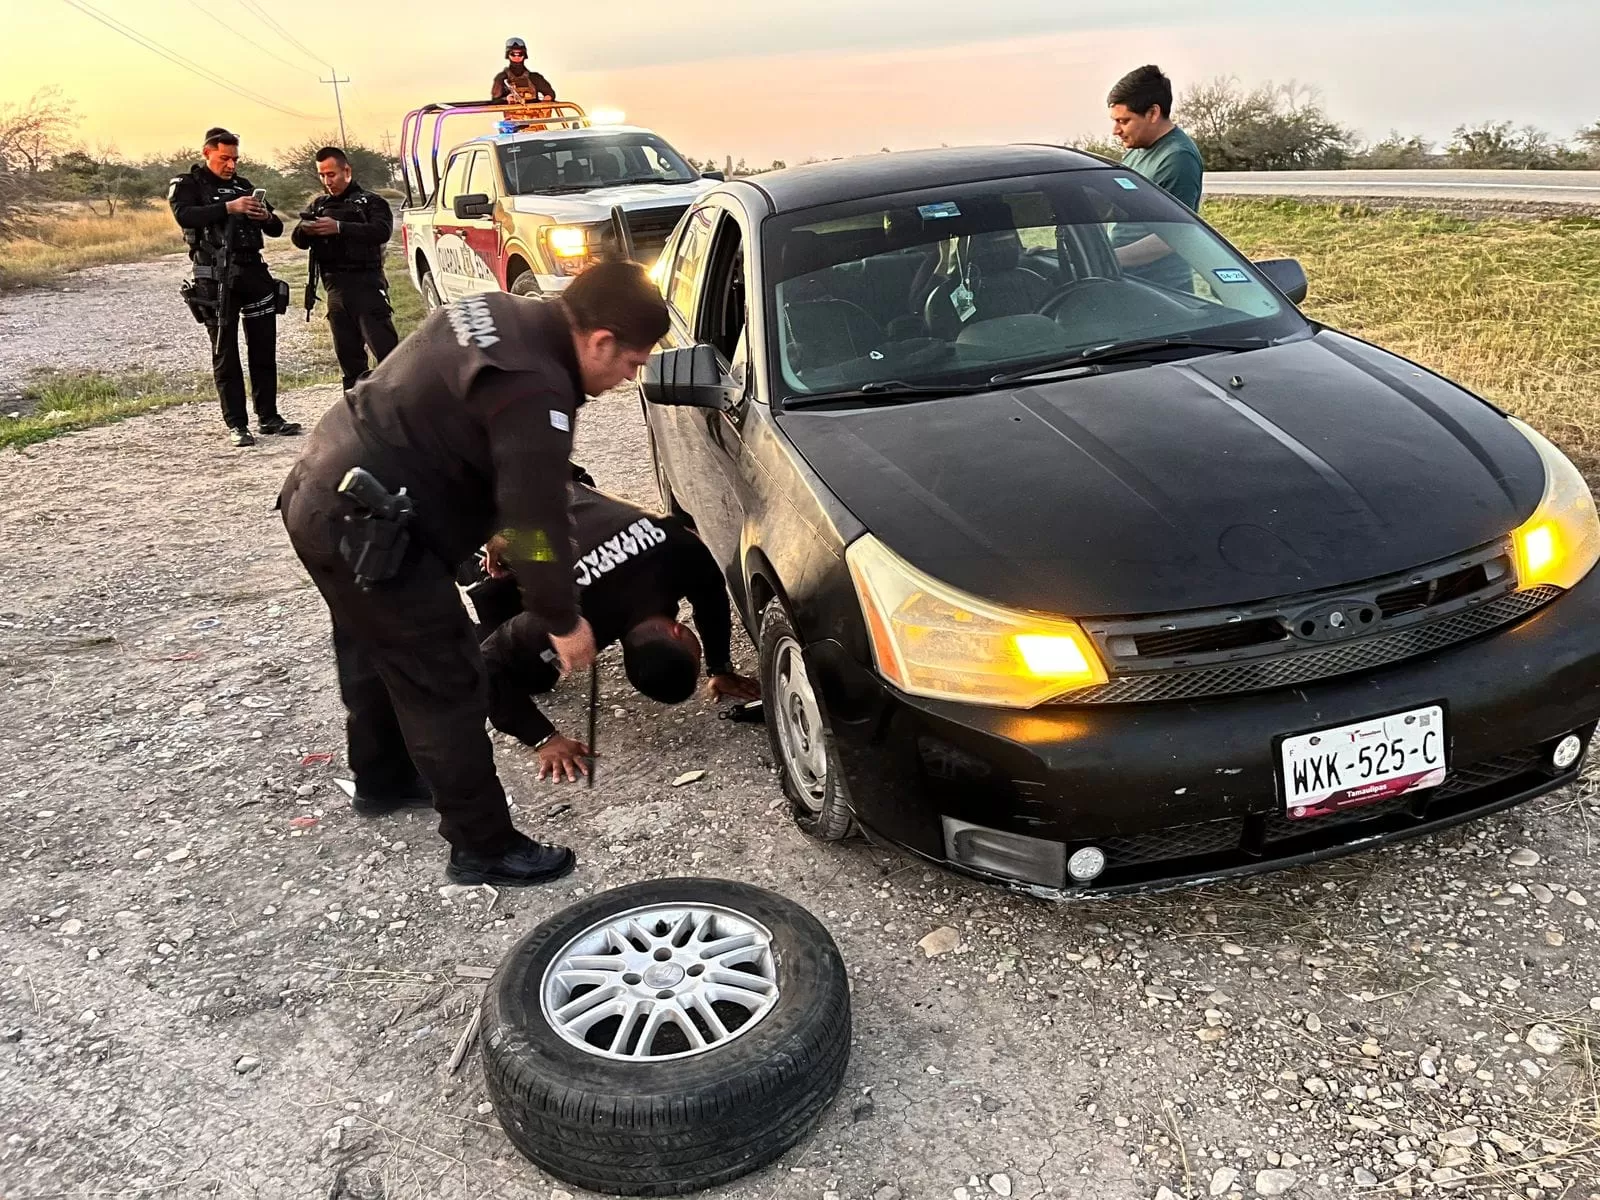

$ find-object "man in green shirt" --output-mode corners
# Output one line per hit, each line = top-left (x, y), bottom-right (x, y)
(1104, 65), (1204, 290)
(1108, 64), (1204, 209)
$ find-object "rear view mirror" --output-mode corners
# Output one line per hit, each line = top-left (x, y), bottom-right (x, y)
(641, 345), (738, 411)
(1254, 257), (1308, 305)
(453, 193), (493, 219)
(701, 170), (726, 181)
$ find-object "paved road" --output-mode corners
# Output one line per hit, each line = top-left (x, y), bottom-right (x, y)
(1206, 169), (1600, 208)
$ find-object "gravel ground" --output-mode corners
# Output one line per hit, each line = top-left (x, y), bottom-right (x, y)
(0, 241), (321, 409)
(2, 380), (1600, 1200)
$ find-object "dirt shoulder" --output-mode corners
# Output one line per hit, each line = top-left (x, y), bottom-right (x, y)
(1, 387), (1598, 1200)
(0, 240), (322, 413)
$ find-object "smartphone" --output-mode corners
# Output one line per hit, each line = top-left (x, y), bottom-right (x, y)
(251, 188), (267, 204)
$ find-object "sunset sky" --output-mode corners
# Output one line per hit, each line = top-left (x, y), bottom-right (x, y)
(4, 0), (1597, 166)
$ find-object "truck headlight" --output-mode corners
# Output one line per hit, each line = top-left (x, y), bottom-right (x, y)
(1508, 416), (1600, 591)
(846, 534), (1107, 708)
(545, 225), (589, 258)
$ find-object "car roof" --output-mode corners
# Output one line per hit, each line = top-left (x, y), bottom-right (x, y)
(747, 144), (1109, 213)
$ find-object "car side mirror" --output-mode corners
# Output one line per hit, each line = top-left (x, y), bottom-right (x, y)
(701, 170), (726, 182)
(641, 345), (738, 411)
(1254, 257), (1308, 305)
(453, 193), (493, 219)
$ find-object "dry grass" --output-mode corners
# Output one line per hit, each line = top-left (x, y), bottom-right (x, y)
(0, 202), (184, 290)
(1205, 198), (1600, 479)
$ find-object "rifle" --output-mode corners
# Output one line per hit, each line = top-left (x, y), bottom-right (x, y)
(211, 214), (237, 342)
(301, 207), (320, 320)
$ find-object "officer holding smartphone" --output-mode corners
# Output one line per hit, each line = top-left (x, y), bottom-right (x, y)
(169, 127), (301, 448)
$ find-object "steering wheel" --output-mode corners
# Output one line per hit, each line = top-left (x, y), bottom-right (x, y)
(1036, 276), (1123, 322)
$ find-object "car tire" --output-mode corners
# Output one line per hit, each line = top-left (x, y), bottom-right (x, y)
(509, 272), (541, 297)
(479, 877), (851, 1197)
(419, 269), (443, 312)
(759, 598), (857, 841)
(645, 421), (692, 522)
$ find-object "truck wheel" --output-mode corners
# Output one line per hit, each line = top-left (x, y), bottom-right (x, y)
(419, 270), (443, 312)
(759, 598), (857, 841)
(510, 273), (541, 297)
(480, 877), (851, 1197)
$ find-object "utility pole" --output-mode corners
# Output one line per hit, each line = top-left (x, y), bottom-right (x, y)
(320, 71), (350, 147)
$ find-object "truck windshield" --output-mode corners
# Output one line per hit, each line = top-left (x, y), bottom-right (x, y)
(498, 134), (698, 194)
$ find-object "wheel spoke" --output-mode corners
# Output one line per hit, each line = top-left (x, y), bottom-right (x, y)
(563, 955), (627, 973)
(704, 968), (778, 999)
(555, 984), (624, 1024)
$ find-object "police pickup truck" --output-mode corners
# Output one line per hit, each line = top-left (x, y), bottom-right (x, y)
(398, 100), (721, 307)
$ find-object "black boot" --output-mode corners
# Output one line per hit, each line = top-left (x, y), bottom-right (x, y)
(447, 832), (575, 886)
(259, 416), (303, 436)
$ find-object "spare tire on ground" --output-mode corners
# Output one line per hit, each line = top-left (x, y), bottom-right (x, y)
(480, 877), (852, 1196)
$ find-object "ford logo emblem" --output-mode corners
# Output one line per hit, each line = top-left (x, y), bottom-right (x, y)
(1288, 599), (1380, 643)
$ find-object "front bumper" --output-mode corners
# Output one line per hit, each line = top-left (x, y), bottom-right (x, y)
(813, 570), (1600, 894)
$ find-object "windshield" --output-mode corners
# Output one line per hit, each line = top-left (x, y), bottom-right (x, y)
(763, 169), (1307, 399)
(497, 134), (697, 194)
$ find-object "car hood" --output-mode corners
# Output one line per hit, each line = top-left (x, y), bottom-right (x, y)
(506, 179), (715, 221)
(778, 331), (1548, 617)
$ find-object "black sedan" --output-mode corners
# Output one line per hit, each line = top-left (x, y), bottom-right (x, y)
(638, 144), (1600, 895)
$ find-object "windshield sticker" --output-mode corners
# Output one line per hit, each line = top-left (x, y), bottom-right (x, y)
(1114, 177), (1140, 190)
(918, 201), (961, 220)
(1213, 268), (1251, 284)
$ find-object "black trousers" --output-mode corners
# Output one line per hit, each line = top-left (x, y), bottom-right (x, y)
(480, 611), (563, 746)
(325, 271), (400, 391)
(280, 470), (518, 853)
(206, 261), (280, 431)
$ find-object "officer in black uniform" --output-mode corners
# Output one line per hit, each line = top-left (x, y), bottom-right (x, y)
(277, 261), (669, 888)
(168, 127), (301, 448)
(463, 481), (762, 781)
(292, 147), (400, 391)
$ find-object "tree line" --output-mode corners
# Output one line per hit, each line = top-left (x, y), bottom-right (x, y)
(0, 89), (396, 230)
(1069, 77), (1600, 172)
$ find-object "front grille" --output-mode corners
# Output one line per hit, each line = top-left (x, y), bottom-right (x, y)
(1101, 819), (1246, 864)
(604, 204), (689, 263)
(1258, 748), (1541, 843)
(1096, 747), (1551, 874)
(1377, 562), (1493, 618)
(1132, 618), (1287, 659)
(1059, 586), (1560, 705)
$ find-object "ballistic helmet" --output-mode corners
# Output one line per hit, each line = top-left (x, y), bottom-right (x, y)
(505, 37), (527, 56)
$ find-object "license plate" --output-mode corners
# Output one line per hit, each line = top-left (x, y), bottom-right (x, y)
(1279, 705), (1447, 820)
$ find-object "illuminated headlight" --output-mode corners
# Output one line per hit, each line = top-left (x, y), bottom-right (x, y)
(846, 534), (1107, 708)
(545, 225), (590, 258)
(1508, 416), (1600, 591)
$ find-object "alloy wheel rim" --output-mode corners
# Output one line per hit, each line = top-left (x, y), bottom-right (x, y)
(773, 635), (828, 810)
(540, 903), (780, 1061)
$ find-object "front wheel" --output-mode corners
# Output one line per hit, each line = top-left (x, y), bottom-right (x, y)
(419, 269), (443, 312)
(758, 598), (856, 841)
(510, 272), (541, 297)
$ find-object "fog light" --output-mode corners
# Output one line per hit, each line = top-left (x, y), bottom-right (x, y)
(1067, 846), (1107, 883)
(942, 817), (1065, 889)
(1551, 733), (1584, 771)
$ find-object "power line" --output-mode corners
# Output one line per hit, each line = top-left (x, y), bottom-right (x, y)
(57, 0), (318, 120)
(181, 0), (308, 75)
(231, 0), (329, 71)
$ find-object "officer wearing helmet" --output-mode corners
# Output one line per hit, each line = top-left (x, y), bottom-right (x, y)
(492, 38), (556, 104)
